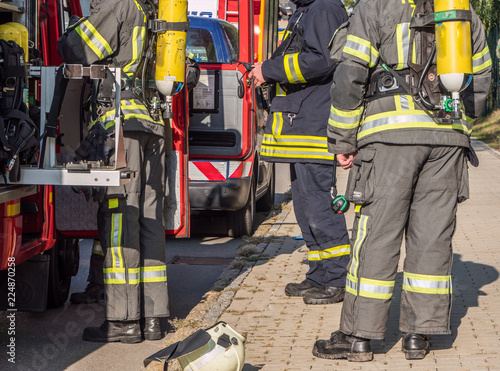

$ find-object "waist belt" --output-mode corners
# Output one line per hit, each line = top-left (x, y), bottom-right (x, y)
(365, 69), (411, 101)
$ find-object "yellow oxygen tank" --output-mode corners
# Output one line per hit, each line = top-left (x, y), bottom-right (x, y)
(435, 0), (472, 98)
(0, 23), (26, 64)
(5, 22), (29, 63)
(155, 0), (188, 96)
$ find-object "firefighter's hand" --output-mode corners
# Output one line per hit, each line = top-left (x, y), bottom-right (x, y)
(337, 152), (358, 169)
(249, 62), (266, 87)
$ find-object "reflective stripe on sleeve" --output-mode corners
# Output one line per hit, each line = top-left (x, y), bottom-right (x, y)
(76, 20), (113, 60)
(344, 35), (379, 68)
(283, 53), (307, 84)
(403, 272), (452, 295)
(472, 46), (492, 73)
(328, 106), (363, 129)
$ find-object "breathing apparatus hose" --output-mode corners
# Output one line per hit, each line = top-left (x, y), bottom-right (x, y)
(132, 0), (158, 110)
(417, 42), (440, 110)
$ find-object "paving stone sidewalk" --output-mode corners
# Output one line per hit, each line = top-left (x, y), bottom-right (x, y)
(217, 139), (500, 371)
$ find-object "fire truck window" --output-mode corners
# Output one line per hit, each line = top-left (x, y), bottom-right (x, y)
(186, 28), (217, 63)
(220, 21), (239, 62)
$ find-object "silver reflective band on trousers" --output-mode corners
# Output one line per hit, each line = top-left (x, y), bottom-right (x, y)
(340, 143), (468, 339)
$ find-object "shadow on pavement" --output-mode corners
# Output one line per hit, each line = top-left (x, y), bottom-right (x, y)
(371, 253), (499, 355)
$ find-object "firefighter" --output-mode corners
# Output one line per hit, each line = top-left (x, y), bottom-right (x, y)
(249, 0), (350, 305)
(58, 0), (169, 343)
(313, 0), (492, 361)
(69, 52), (200, 307)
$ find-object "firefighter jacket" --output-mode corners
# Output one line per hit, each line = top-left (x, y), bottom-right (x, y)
(260, 0), (348, 164)
(327, 0), (492, 155)
(58, 0), (164, 137)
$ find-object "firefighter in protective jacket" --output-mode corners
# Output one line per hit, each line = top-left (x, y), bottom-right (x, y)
(58, 0), (168, 343)
(313, 0), (492, 361)
(250, 0), (351, 305)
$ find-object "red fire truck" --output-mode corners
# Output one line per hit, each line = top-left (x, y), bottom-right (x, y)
(0, 0), (280, 311)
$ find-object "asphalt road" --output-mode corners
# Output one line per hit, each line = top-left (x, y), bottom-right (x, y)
(0, 163), (291, 371)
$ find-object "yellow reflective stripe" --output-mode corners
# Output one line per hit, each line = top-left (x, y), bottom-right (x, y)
(395, 96), (402, 111)
(344, 35), (379, 67)
(322, 245), (351, 259)
(261, 145), (335, 160)
(128, 267), (140, 284)
(75, 27), (104, 60)
(403, 272), (452, 294)
(328, 105), (363, 129)
(359, 277), (395, 299)
(397, 24), (404, 69)
(103, 267), (126, 284)
(349, 215), (369, 278)
(283, 53), (306, 84)
(133, 0), (146, 22)
(396, 23), (410, 70)
(6, 202), (20, 216)
(346, 273), (358, 295)
(140, 265), (167, 283)
(284, 54), (294, 83)
(123, 26), (145, 75)
(263, 133), (330, 142)
(110, 213), (123, 269)
(276, 83), (286, 96)
(271, 112), (283, 137)
(292, 53), (306, 83)
(308, 245), (350, 261)
(262, 137), (330, 148)
(359, 110), (471, 139)
(109, 198), (119, 209)
(472, 58), (492, 74)
(92, 240), (104, 256)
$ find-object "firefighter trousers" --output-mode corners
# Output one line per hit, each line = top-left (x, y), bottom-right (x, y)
(290, 162), (350, 288)
(98, 131), (168, 321)
(87, 240), (104, 285)
(340, 143), (468, 339)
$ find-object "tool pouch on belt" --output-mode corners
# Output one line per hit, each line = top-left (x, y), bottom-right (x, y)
(345, 147), (376, 205)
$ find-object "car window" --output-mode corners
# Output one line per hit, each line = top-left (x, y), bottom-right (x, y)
(186, 28), (217, 63)
(220, 21), (239, 62)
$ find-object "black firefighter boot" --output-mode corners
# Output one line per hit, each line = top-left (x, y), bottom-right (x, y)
(313, 330), (373, 362)
(70, 282), (104, 304)
(142, 317), (163, 341)
(82, 320), (142, 343)
(402, 333), (429, 360)
(284, 280), (316, 297)
(303, 286), (345, 304)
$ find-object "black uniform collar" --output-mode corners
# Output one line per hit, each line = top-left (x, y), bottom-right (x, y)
(291, 0), (315, 7)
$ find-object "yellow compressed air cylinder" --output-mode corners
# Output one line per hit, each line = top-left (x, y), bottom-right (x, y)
(155, 0), (187, 96)
(435, 0), (472, 94)
(0, 23), (28, 64)
(5, 22), (29, 62)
